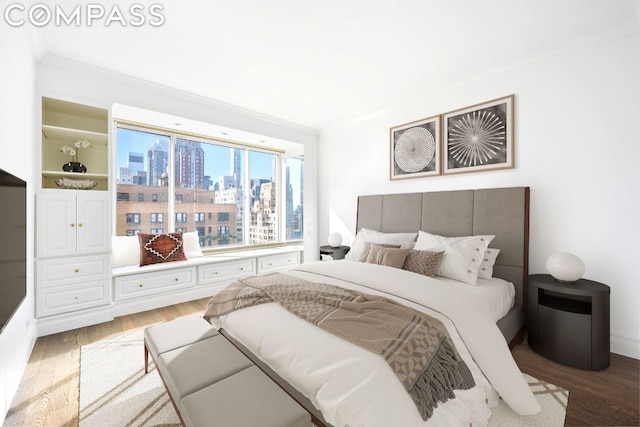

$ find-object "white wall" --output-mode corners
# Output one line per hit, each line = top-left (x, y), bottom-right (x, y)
(35, 55), (320, 259)
(0, 27), (38, 423)
(318, 29), (640, 358)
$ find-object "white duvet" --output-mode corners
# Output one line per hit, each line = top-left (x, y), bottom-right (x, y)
(211, 261), (540, 426)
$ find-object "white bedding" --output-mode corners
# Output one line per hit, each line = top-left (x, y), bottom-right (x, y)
(436, 276), (515, 322)
(210, 261), (539, 426)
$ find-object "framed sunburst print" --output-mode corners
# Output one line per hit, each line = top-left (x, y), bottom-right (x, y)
(390, 114), (441, 180)
(443, 95), (514, 175)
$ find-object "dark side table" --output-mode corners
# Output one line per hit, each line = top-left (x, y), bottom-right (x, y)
(528, 274), (610, 370)
(319, 245), (350, 260)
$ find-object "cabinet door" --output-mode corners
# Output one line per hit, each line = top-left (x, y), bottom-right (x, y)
(76, 193), (109, 254)
(37, 194), (77, 258)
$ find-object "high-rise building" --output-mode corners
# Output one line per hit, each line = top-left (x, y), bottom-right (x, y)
(147, 140), (168, 187)
(230, 148), (242, 188)
(175, 139), (205, 188)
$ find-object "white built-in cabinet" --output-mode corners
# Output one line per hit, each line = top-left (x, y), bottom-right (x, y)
(36, 192), (110, 258)
(36, 95), (113, 335)
(35, 191), (112, 331)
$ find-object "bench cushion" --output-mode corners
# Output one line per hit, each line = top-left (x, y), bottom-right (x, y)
(158, 335), (254, 412)
(144, 315), (219, 359)
(180, 365), (310, 427)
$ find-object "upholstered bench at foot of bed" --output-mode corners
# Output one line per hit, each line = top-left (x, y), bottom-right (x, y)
(144, 314), (219, 373)
(181, 365), (311, 427)
(144, 315), (311, 427)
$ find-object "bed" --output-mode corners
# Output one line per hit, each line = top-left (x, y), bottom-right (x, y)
(205, 186), (539, 426)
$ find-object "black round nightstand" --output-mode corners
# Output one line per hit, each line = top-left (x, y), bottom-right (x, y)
(528, 274), (610, 370)
(319, 245), (350, 260)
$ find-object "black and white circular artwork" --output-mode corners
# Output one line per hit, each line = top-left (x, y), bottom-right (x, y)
(447, 104), (507, 169)
(394, 126), (436, 174)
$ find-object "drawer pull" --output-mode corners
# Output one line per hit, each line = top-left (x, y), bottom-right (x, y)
(70, 223), (75, 227)
(139, 284), (143, 288)
(240, 267), (244, 271)
(214, 272), (218, 275)
(268, 263), (273, 266)
(175, 278), (179, 281)
(78, 223), (83, 227)
(74, 296), (78, 300)
(74, 268), (79, 273)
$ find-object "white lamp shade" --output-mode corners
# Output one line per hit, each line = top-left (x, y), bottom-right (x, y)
(546, 252), (585, 283)
(327, 232), (342, 247)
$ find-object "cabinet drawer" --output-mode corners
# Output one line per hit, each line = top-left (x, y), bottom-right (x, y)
(199, 259), (255, 285)
(37, 279), (110, 318)
(38, 255), (110, 288)
(114, 267), (196, 301)
(257, 252), (300, 273)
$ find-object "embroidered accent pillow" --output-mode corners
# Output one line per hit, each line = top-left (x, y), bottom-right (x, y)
(402, 250), (445, 277)
(138, 232), (187, 266)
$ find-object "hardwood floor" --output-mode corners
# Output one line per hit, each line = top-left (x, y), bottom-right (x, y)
(4, 300), (639, 426)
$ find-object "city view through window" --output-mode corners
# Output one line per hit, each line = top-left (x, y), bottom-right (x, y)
(115, 127), (303, 249)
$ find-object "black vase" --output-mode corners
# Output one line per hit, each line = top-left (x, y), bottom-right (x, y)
(62, 162), (87, 173)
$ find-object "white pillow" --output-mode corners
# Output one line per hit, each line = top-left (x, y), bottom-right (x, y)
(345, 228), (417, 262)
(111, 235), (140, 268)
(183, 231), (203, 258)
(478, 248), (500, 279)
(414, 230), (494, 285)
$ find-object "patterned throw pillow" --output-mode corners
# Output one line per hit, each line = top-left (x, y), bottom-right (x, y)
(138, 232), (187, 266)
(402, 250), (445, 277)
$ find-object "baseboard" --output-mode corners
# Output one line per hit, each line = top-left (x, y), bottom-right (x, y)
(611, 331), (640, 359)
(37, 306), (114, 337)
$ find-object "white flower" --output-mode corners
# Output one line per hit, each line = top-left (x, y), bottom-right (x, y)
(60, 145), (76, 156)
(74, 139), (92, 149)
(61, 139), (91, 162)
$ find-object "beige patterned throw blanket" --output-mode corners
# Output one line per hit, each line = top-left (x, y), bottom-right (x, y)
(204, 272), (475, 420)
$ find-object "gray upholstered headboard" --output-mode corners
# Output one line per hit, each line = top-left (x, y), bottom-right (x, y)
(356, 186), (530, 345)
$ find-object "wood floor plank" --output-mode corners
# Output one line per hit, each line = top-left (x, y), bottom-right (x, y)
(4, 298), (639, 427)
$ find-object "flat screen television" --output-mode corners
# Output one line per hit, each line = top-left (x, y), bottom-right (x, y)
(0, 168), (27, 334)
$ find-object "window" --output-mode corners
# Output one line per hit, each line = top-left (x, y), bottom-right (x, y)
(150, 228), (164, 234)
(115, 123), (300, 251)
(126, 229), (140, 236)
(150, 213), (164, 223)
(285, 157), (303, 241)
(126, 213), (141, 224)
(176, 212), (187, 223)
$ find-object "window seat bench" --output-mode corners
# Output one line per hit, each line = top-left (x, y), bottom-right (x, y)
(111, 245), (303, 317)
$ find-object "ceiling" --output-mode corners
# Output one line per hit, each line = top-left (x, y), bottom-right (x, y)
(29, 0), (638, 130)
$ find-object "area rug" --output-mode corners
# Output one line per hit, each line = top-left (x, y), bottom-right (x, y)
(79, 328), (568, 427)
(488, 373), (568, 426)
(79, 328), (180, 427)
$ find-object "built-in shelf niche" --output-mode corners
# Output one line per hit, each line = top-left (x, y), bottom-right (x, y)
(41, 97), (109, 191)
